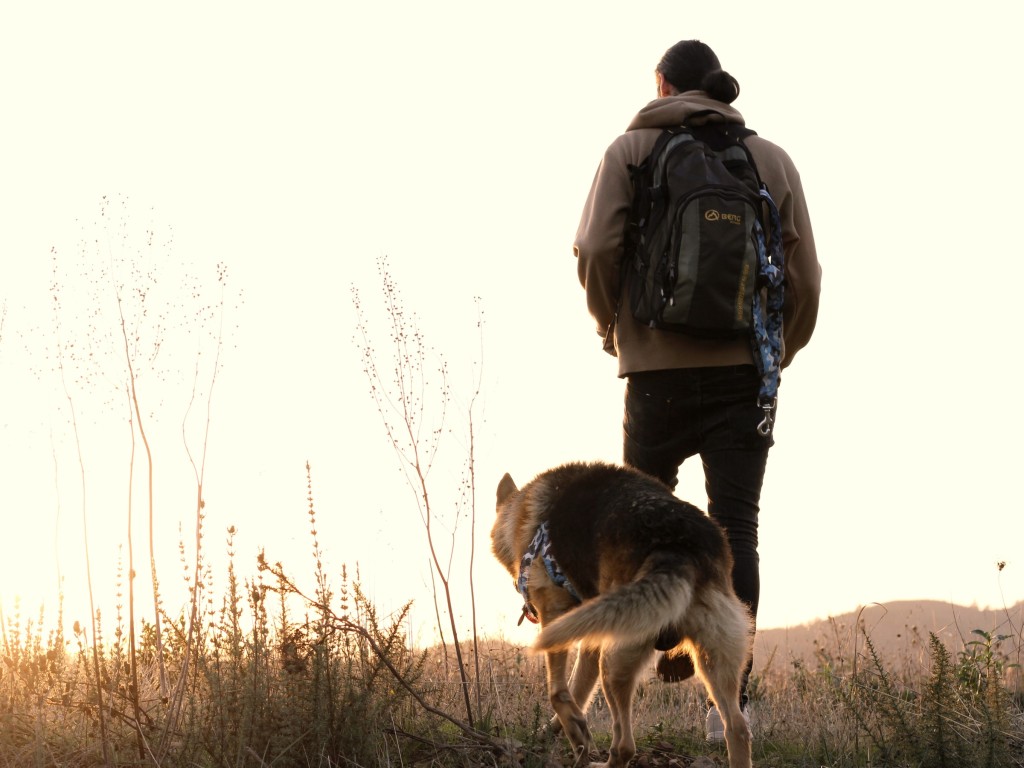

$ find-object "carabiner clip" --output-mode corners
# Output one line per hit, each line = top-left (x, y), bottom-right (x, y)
(756, 397), (777, 437)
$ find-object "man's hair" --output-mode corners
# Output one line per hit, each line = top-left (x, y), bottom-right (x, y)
(657, 40), (740, 104)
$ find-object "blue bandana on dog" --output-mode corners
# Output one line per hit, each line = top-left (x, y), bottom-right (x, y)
(516, 522), (582, 624)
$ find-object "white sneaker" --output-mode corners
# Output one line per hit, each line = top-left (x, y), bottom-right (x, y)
(705, 704), (751, 743)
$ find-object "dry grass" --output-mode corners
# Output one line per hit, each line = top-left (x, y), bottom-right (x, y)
(2, 558), (1023, 768)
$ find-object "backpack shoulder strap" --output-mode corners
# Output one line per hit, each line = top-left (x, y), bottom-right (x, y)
(624, 127), (677, 245)
(619, 128), (679, 325)
(628, 127), (677, 183)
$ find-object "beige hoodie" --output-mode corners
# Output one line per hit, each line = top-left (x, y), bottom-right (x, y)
(574, 93), (821, 376)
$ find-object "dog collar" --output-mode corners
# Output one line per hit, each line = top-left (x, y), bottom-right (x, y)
(515, 522), (581, 625)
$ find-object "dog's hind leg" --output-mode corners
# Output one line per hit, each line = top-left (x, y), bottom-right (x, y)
(690, 596), (753, 768)
(699, 666), (752, 768)
(591, 642), (653, 768)
(546, 646), (601, 737)
(544, 648), (595, 763)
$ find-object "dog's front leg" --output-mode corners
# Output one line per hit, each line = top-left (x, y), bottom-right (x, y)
(545, 646), (601, 737)
(545, 648), (594, 763)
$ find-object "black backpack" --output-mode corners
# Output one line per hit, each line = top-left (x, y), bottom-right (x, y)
(622, 120), (786, 434)
(624, 121), (775, 337)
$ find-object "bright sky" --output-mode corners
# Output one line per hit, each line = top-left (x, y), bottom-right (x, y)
(2, 2), (1022, 650)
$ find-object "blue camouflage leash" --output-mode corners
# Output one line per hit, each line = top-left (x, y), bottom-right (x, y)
(516, 522), (581, 625)
(750, 187), (785, 437)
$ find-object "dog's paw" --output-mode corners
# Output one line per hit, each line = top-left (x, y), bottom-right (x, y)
(569, 746), (599, 768)
(536, 713), (562, 741)
(585, 758), (632, 768)
(563, 720), (596, 768)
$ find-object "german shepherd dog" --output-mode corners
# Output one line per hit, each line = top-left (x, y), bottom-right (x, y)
(492, 461), (752, 768)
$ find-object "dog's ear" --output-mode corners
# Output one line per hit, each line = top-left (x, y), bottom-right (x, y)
(496, 473), (518, 505)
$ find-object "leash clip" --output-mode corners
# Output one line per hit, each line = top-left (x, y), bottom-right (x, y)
(756, 397), (777, 437)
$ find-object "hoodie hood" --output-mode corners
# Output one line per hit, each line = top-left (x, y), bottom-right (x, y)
(626, 92), (745, 132)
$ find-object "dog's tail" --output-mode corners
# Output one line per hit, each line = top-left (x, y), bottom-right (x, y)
(534, 562), (696, 652)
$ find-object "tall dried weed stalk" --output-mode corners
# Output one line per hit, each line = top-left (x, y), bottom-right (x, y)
(351, 255), (485, 728)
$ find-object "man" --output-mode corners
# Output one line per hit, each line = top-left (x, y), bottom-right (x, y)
(573, 39), (821, 740)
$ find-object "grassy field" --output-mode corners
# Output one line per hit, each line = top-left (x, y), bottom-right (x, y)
(1, 554), (1021, 768)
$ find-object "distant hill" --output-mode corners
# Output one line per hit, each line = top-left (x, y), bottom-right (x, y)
(754, 600), (1024, 674)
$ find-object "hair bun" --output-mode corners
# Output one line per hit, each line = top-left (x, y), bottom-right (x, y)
(700, 69), (740, 104)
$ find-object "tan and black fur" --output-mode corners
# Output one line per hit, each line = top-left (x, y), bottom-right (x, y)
(492, 461), (752, 768)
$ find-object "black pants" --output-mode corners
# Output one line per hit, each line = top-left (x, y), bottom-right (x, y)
(623, 364), (772, 706)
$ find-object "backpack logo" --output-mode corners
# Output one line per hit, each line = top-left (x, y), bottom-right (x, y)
(705, 209), (743, 225)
